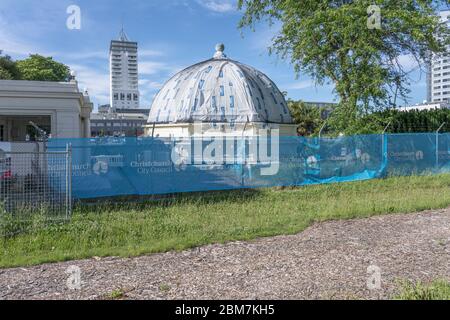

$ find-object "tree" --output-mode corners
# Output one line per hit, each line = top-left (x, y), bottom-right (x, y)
(238, 0), (450, 129)
(16, 54), (70, 81)
(0, 51), (20, 80)
(287, 100), (325, 136)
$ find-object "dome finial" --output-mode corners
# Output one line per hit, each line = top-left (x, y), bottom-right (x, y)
(214, 43), (227, 59)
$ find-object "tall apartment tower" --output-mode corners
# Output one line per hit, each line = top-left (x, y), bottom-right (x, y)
(429, 11), (450, 103)
(110, 28), (140, 109)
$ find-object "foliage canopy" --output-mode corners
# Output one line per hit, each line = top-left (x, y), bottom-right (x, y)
(238, 0), (450, 127)
(16, 54), (70, 82)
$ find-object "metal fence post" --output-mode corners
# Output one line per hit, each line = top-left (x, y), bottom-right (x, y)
(318, 121), (327, 140)
(436, 122), (445, 172)
(381, 122), (391, 176)
(66, 143), (73, 218)
(241, 120), (249, 187)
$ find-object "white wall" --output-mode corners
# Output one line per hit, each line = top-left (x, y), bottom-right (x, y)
(0, 80), (92, 139)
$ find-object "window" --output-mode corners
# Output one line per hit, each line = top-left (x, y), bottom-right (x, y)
(120, 93), (125, 100)
(114, 93), (119, 100)
(127, 93), (132, 101)
(133, 93), (139, 101)
(230, 95), (235, 108)
(0, 125), (4, 141)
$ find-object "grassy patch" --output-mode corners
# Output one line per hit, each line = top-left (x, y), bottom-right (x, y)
(1, 174), (450, 268)
(395, 280), (450, 300)
(159, 284), (171, 293)
(107, 288), (126, 300)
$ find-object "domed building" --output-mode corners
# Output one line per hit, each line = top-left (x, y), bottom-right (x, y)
(145, 44), (298, 137)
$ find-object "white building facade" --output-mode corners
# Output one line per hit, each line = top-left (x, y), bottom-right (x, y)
(399, 101), (450, 112)
(429, 10), (450, 103)
(109, 29), (140, 109)
(0, 79), (93, 141)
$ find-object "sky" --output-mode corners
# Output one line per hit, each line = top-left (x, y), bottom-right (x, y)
(0, 0), (441, 110)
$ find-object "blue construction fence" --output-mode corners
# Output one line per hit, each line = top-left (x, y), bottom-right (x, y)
(47, 133), (450, 199)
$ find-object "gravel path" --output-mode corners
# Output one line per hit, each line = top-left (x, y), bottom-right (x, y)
(1, 208), (449, 300)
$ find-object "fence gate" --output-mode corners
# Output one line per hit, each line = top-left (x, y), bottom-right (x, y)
(0, 142), (72, 223)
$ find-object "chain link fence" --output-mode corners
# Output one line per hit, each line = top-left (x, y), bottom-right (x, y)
(0, 142), (72, 237)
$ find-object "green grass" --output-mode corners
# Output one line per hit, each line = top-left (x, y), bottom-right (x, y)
(1, 174), (450, 268)
(108, 289), (126, 300)
(395, 280), (450, 300)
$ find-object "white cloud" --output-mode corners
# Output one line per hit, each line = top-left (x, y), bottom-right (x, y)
(396, 54), (420, 72)
(63, 51), (109, 60)
(140, 61), (167, 75)
(196, 0), (236, 13)
(246, 23), (281, 55)
(0, 22), (54, 57)
(68, 64), (110, 105)
(139, 79), (166, 107)
(140, 49), (165, 58)
(139, 60), (179, 75)
(139, 79), (164, 89)
(285, 80), (316, 90)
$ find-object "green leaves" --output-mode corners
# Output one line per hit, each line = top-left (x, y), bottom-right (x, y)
(0, 51), (20, 80)
(0, 53), (70, 82)
(16, 54), (70, 82)
(287, 100), (325, 136)
(238, 0), (450, 130)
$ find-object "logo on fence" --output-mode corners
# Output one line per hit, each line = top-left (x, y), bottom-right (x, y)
(93, 160), (109, 175)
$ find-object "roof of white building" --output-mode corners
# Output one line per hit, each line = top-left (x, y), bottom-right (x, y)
(399, 101), (450, 111)
(147, 44), (293, 124)
(0, 79), (82, 94)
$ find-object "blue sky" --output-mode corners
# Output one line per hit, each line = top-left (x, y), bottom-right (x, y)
(0, 0), (434, 109)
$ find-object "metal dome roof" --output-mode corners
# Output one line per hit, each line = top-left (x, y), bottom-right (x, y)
(147, 44), (293, 124)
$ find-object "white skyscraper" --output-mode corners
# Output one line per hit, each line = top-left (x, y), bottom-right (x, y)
(110, 28), (140, 109)
(429, 11), (450, 103)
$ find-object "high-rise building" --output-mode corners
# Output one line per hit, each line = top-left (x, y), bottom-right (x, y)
(109, 28), (140, 109)
(429, 11), (450, 103)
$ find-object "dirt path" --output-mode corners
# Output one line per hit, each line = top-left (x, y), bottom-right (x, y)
(1, 208), (449, 300)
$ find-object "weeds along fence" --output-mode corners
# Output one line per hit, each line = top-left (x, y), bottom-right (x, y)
(0, 143), (71, 237)
(46, 133), (450, 200)
(1, 133), (450, 236)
